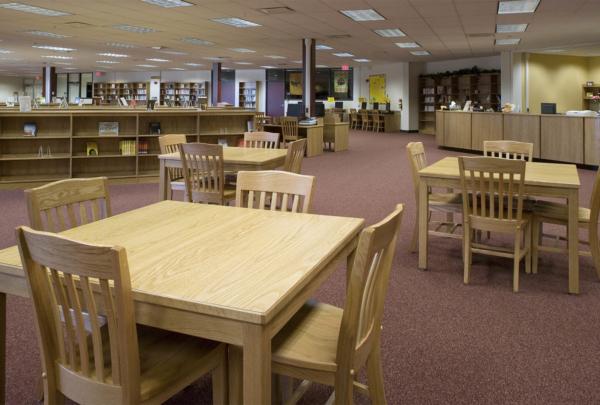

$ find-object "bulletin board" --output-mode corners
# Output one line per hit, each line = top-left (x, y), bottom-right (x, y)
(369, 74), (387, 103)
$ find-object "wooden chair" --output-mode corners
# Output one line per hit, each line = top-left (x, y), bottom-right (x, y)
(180, 143), (236, 205)
(16, 226), (227, 405)
(483, 140), (533, 162)
(281, 117), (299, 145)
(25, 177), (111, 232)
(283, 139), (307, 174)
(350, 112), (360, 130)
(458, 156), (532, 292)
(158, 134), (188, 199)
(531, 168), (600, 278)
(236, 170), (315, 213)
(271, 204), (404, 405)
(254, 111), (266, 131)
(243, 131), (280, 149)
(371, 110), (383, 133)
(406, 142), (462, 252)
(360, 110), (371, 131)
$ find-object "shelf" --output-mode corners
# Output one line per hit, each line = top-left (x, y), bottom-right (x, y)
(0, 174), (69, 183)
(0, 153), (70, 161)
(138, 153), (161, 157)
(198, 132), (245, 136)
(72, 134), (137, 138)
(0, 135), (70, 140)
(72, 154), (137, 159)
(72, 171), (136, 179)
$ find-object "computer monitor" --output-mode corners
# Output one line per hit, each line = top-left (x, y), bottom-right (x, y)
(373, 102), (379, 110)
(314, 102), (325, 117)
(335, 101), (343, 109)
(541, 103), (557, 114)
(361, 102), (367, 110)
(287, 102), (304, 117)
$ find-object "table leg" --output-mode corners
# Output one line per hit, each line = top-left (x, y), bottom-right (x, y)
(568, 189), (580, 294)
(228, 345), (243, 405)
(158, 159), (168, 201)
(0, 293), (6, 405)
(243, 324), (271, 405)
(418, 181), (429, 269)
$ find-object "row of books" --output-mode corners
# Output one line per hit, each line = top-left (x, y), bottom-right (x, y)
(85, 141), (152, 156)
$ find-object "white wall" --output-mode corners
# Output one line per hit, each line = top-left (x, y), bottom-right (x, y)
(0, 76), (24, 103)
(423, 55), (501, 74)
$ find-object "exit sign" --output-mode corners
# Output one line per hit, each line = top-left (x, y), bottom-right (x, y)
(341, 65), (349, 71)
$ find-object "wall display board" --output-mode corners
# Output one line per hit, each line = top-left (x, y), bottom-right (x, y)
(369, 74), (387, 103)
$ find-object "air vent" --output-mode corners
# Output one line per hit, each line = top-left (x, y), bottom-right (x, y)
(258, 6), (294, 15)
(467, 33), (494, 38)
(63, 22), (94, 28)
(327, 34), (352, 39)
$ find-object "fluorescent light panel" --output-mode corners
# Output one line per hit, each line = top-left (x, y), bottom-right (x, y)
(0, 2), (70, 16)
(235, 62), (252, 65)
(261, 65), (276, 68)
(96, 60), (120, 64)
(142, 0), (192, 8)
(265, 55), (285, 59)
(24, 30), (69, 38)
(41, 55), (72, 59)
(498, 0), (540, 14)
(32, 45), (75, 52)
(333, 52), (354, 57)
(159, 50), (188, 55)
(373, 28), (405, 37)
(136, 64), (158, 67)
(97, 53), (128, 57)
(410, 50), (430, 56)
(113, 24), (156, 33)
(353, 58), (371, 62)
(495, 38), (521, 45)
(169, 67), (185, 70)
(340, 9), (385, 21)
(316, 44), (333, 50)
(496, 23), (528, 33)
(211, 17), (261, 28)
(106, 42), (136, 48)
(396, 42), (420, 48)
(0, 49), (13, 54)
(146, 58), (169, 62)
(316, 64), (328, 68)
(184, 62), (203, 66)
(230, 48), (255, 53)
(182, 37), (214, 46)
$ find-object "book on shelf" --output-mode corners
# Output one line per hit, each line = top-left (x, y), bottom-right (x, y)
(99, 122), (119, 136)
(138, 140), (149, 155)
(119, 140), (136, 156)
(149, 122), (161, 135)
(23, 122), (37, 137)
(86, 142), (98, 156)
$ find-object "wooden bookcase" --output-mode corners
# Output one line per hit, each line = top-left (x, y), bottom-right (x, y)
(419, 71), (501, 135)
(238, 81), (258, 109)
(0, 109), (255, 185)
(582, 84), (600, 110)
(160, 82), (209, 106)
(93, 82), (148, 102)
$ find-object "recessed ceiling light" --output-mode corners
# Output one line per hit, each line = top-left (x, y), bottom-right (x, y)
(316, 44), (333, 50)
(410, 50), (430, 56)
(496, 23), (528, 33)
(211, 17), (261, 28)
(0, 3), (70, 16)
(265, 55), (285, 59)
(41, 55), (73, 60)
(203, 56), (224, 61)
(373, 28), (406, 37)
(169, 67), (185, 70)
(0, 49), (13, 54)
(146, 58), (170, 62)
(96, 60), (120, 64)
(261, 65), (276, 69)
(230, 48), (255, 53)
(316, 64), (328, 68)
(63, 67), (78, 70)
(97, 52), (128, 58)
(340, 9), (385, 21)
(159, 50), (188, 55)
(184, 62), (203, 66)
(495, 38), (521, 45)
(142, 0), (193, 8)
(136, 64), (158, 68)
(106, 42), (136, 48)
(333, 52), (354, 57)
(396, 42), (420, 48)
(498, 0), (540, 14)
(182, 37), (214, 46)
(32, 45), (75, 52)
(353, 58), (371, 62)
(292, 60), (302, 63)
(151, 46), (164, 50)
(113, 24), (156, 33)
(23, 30), (69, 38)
(235, 62), (252, 65)
(53, 62), (72, 65)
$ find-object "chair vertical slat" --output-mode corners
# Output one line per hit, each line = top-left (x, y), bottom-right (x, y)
(258, 191), (266, 210)
(66, 204), (78, 229)
(479, 171), (486, 218)
(44, 210), (56, 233)
(100, 279), (120, 385)
(489, 172), (495, 218)
(45, 267), (67, 363)
(498, 173), (505, 220)
(79, 276), (105, 382)
(270, 192), (278, 211)
(291, 195), (300, 213)
(63, 273), (90, 376)
(247, 190), (255, 208)
(79, 203), (89, 225)
(91, 200), (101, 222)
(50, 269), (77, 368)
(469, 170), (477, 216)
(508, 173), (514, 220)
(281, 193), (289, 211)
(55, 207), (67, 232)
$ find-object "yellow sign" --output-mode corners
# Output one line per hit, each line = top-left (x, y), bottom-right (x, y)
(327, 97), (335, 102)
(289, 72), (302, 96)
(369, 74), (387, 103)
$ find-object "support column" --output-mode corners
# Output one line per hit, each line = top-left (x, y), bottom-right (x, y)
(211, 62), (222, 106)
(42, 65), (56, 103)
(302, 38), (315, 118)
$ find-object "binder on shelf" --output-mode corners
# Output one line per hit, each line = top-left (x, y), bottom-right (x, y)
(86, 142), (98, 156)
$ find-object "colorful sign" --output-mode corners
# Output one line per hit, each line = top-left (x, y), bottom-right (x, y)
(333, 71), (348, 93)
(289, 72), (302, 96)
(369, 74), (386, 103)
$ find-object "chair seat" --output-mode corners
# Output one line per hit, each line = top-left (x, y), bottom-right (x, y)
(533, 200), (590, 223)
(272, 300), (342, 373)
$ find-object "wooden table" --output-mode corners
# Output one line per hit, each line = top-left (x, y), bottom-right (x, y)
(418, 157), (581, 294)
(262, 123), (325, 157)
(0, 201), (364, 404)
(158, 146), (287, 200)
(324, 122), (350, 152)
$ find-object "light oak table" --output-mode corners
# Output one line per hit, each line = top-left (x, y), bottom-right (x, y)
(0, 201), (363, 405)
(418, 157), (581, 294)
(262, 123), (325, 157)
(158, 146), (287, 200)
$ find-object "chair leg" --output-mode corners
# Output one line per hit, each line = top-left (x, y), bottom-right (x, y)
(366, 342), (386, 405)
(463, 225), (472, 284)
(211, 352), (228, 405)
(410, 216), (418, 253)
(525, 221), (532, 275)
(513, 228), (521, 292)
(531, 217), (540, 274)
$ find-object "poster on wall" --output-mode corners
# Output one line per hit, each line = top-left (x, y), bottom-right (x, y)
(369, 74), (387, 103)
(333, 71), (348, 93)
(289, 72), (302, 96)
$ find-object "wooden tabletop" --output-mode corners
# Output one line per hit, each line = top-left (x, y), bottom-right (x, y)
(263, 123), (324, 128)
(158, 146), (287, 166)
(0, 201), (364, 324)
(419, 157), (580, 189)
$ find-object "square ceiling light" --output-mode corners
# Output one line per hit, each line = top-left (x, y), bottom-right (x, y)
(373, 28), (406, 37)
(496, 23), (528, 33)
(410, 50), (430, 56)
(142, 0), (193, 8)
(0, 2), (70, 16)
(495, 38), (521, 45)
(211, 17), (261, 28)
(113, 24), (156, 33)
(396, 42), (420, 48)
(316, 44), (333, 50)
(340, 9), (385, 21)
(498, 0), (540, 14)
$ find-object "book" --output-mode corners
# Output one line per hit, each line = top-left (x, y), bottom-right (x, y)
(149, 122), (161, 135)
(119, 140), (136, 156)
(99, 122), (119, 136)
(86, 142), (98, 156)
(23, 122), (37, 137)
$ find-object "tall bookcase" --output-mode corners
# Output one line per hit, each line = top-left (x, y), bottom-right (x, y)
(160, 82), (209, 106)
(93, 82), (148, 102)
(419, 71), (501, 135)
(238, 81), (258, 109)
(583, 83), (600, 110)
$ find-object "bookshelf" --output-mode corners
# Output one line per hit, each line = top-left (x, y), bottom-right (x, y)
(0, 109), (255, 185)
(238, 81), (258, 109)
(419, 71), (501, 135)
(160, 81), (209, 106)
(583, 83), (600, 110)
(93, 82), (148, 103)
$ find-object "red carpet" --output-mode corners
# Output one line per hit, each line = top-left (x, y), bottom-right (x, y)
(1, 131), (600, 404)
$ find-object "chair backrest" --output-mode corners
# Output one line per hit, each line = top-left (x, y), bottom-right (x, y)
(243, 131), (280, 149)
(159, 134), (188, 181)
(180, 143), (225, 204)
(281, 117), (298, 140)
(406, 142), (428, 202)
(336, 205), (404, 374)
(236, 170), (315, 213)
(25, 177), (111, 232)
(483, 140), (533, 162)
(254, 112), (266, 131)
(16, 226), (140, 404)
(360, 110), (369, 120)
(458, 156), (526, 223)
(283, 138), (306, 174)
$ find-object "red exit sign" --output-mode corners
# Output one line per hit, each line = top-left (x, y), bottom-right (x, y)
(341, 64), (349, 71)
